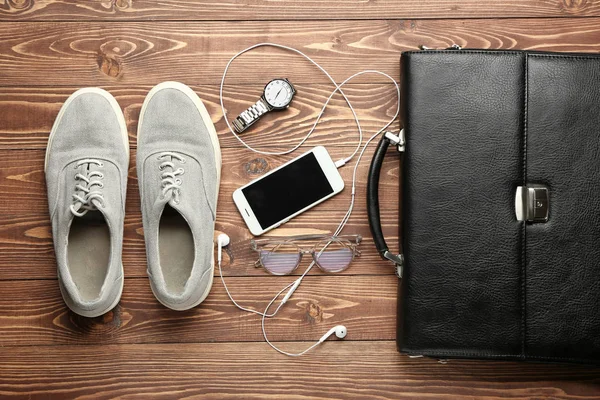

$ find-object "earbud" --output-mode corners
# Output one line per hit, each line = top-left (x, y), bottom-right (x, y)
(217, 233), (230, 264)
(217, 231), (347, 356)
(319, 325), (347, 343)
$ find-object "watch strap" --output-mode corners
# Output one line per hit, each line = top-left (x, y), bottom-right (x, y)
(232, 98), (271, 133)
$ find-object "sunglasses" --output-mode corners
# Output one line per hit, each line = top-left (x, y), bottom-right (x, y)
(250, 234), (362, 275)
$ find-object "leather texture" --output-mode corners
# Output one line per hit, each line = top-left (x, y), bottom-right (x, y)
(525, 54), (600, 362)
(396, 49), (600, 364)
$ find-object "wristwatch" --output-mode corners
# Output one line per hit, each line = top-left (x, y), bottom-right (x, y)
(232, 78), (296, 133)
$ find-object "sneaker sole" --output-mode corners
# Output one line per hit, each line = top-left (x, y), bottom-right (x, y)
(138, 81), (221, 311)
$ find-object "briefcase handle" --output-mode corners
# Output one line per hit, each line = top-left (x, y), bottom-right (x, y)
(367, 131), (405, 278)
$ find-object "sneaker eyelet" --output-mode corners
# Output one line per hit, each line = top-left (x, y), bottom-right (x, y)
(180, 158), (186, 164)
(175, 179), (182, 185)
(98, 182), (104, 188)
(98, 163), (104, 167)
(74, 174), (79, 180)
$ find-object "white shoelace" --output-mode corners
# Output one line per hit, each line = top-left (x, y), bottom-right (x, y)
(158, 152), (185, 203)
(70, 159), (105, 217)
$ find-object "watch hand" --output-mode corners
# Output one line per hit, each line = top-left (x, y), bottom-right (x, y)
(275, 88), (283, 100)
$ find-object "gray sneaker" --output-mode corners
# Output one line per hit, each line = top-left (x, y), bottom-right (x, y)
(137, 82), (221, 311)
(45, 88), (129, 318)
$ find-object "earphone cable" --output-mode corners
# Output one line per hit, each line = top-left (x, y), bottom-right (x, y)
(259, 71), (399, 357)
(218, 258), (292, 318)
(261, 121), (398, 357)
(219, 43), (400, 356)
(219, 43), (363, 163)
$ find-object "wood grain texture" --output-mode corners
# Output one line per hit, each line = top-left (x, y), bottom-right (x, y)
(0, 84), (400, 149)
(0, 209), (399, 279)
(2, 2), (600, 397)
(0, 342), (598, 400)
(0, 275), (397, 346)
(3, 18), (600, 86)
(0, 0), (599, 21)
(0, 147), (401, 213)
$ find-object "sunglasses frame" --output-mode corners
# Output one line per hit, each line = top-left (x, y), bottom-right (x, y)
(250, 234), (362, 276)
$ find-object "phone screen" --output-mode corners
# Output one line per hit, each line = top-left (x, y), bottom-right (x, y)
(242, 152), (334, 229)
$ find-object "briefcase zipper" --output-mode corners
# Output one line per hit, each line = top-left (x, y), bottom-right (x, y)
(419, 44), (462, 51)
(409, 354), (450, 364)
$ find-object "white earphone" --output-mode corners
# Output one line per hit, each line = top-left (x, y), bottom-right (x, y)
(217, 233), (229, 265)
(320, 325), (348, 342)
(217, 233), (348, 356)
(217, 233), (291, 318)
(217, 43), (400, 356)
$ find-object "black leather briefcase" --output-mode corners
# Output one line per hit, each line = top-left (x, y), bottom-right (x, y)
(367, 49), (600, 364)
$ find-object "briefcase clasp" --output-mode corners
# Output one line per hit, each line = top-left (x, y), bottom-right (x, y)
(515, 185), (549, 222)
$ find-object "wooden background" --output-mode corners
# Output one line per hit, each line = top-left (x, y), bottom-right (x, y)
(1, 0), (600, 398)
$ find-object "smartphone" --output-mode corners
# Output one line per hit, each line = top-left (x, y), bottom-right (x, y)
(233, 146), (345, 236)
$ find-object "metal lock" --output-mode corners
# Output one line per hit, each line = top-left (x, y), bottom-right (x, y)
(515, 185), (549, 222)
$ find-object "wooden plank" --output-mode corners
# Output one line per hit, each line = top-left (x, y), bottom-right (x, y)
(3, 19), (600, 86)
(0, 208), (399, 280)
(1, 3), (598, 399)
(0, 145), (400, 279)
(0, 342), (598, 399)
(1, 0), (599, 21)
(0, 20), (402, 86)
(0, 275), (397, 346)
(0, 84), (401, 149)
(0, 148), (401, 213)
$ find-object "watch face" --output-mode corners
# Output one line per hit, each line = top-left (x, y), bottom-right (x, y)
(264, 79), (295, 109)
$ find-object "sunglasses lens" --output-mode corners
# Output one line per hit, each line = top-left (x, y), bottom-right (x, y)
(315, 241), (353, 272)
(259, 243), (300, 275)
